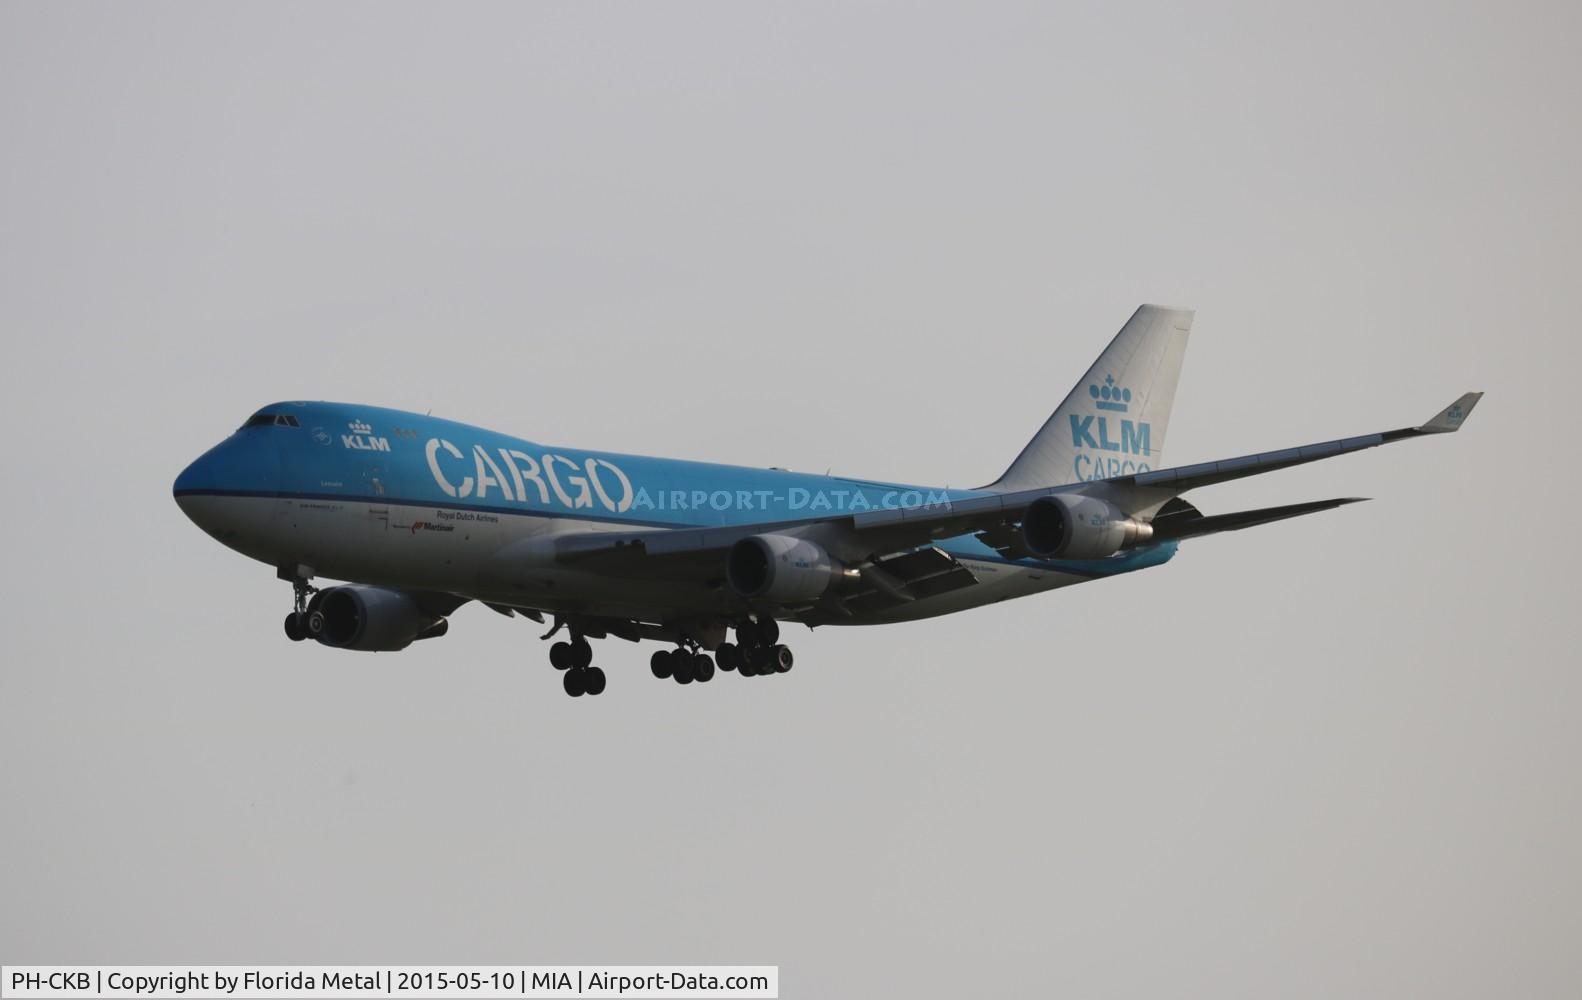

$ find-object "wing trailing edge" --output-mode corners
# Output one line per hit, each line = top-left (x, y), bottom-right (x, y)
(1150, 496), (1369, 542)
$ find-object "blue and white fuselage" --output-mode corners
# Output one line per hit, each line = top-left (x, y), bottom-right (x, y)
(174, 400), (1173, 628)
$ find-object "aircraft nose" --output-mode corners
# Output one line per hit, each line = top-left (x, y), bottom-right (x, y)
(173, 452), (211, 497)
(173, 452), (213, 524)
(173, 434), (281, 530)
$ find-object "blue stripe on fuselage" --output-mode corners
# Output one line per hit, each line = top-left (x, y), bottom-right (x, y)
(240, 400), (989, 529)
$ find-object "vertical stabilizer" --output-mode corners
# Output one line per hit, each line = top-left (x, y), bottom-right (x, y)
(989, 305), (1193, 491)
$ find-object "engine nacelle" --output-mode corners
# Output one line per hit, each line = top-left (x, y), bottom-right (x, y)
(1020, 494), (1154, 560)
(309, 585), (446, 652)
(727, 534), (838, 603)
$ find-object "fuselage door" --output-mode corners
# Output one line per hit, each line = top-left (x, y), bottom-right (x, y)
(363, 458), (396, 530)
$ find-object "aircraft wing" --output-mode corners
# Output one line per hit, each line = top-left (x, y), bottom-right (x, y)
(538, 392), (1481, 573)
(1109, 392), (1484, 495)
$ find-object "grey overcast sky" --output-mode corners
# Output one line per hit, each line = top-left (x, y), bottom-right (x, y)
(2, 2), (1579, 996)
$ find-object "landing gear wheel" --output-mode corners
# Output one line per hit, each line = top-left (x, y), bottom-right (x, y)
(672, 652), (696, 685)
(771, 644), (794, 673)
(693, 654), (715, 683)
(738, 656), (758, 677)
(715, 643), (739, 671)
(757, 618), (780, 645)
(550, 641), (573, 670)
(571, 638), (593, 670)
(583, 666), (607, 696)
(285, 577), (319, 642)
(563, 667), (587, 697)
(650, 649), (674, 679)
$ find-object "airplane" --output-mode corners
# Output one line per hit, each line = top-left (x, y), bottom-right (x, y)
(173, 305), (1481, 698)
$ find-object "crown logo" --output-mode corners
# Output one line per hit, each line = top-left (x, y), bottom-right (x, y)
(348, 420), (373, 434)
(1089, 374), (1131, 413)
(1448, 404), (1463, 423)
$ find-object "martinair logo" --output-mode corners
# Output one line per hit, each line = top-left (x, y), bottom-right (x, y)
(1070, 373), (1153, 481)
(405, 520), (453, 535)
(343, 419), (390, 453)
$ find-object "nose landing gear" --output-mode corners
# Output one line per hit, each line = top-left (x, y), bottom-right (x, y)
(282, 576), (319, 642)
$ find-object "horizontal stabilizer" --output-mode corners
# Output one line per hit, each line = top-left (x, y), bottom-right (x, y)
(1151, 497), (1368, 542)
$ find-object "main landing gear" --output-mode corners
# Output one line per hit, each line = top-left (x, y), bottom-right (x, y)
(546, 627), (606, 698)
(540, 616), (795, 697)
(719, 617), (794, 679)
(649, 645), (717, 686)
(650, 618), (794, 686)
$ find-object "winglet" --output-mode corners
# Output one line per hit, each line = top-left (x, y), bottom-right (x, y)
(1416, 392), (1483, 434)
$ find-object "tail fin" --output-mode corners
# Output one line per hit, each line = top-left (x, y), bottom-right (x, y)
(988, 304), (1193, 491)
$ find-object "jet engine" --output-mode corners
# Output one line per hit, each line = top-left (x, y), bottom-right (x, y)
(308, 585), (448, 651)
(1020, 495), (1154, 560)
(726, 534), (839, 603)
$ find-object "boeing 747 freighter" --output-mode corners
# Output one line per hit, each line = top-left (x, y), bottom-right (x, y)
(174, 306), (1481, 697)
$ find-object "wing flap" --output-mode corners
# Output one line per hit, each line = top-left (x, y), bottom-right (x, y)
(812, 546), (979, 619)
(1151, 497), (1368, 541)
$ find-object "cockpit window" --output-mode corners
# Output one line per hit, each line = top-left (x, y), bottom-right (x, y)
(241, 413), (302, 429)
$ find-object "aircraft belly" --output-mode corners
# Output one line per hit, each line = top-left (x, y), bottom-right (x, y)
(184, 495), (1129, 627)
(183, 495), (733, 620)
